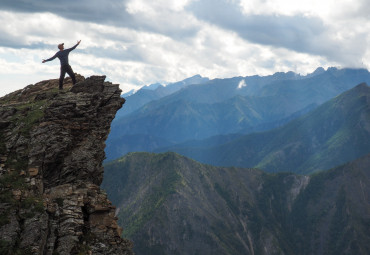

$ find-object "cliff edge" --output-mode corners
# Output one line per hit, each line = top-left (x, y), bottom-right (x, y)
(0, 75), (133, 254)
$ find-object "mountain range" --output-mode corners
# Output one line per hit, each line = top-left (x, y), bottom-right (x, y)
(114, 74), (209, 119)
(101, 67), (370, 254)
(105, 67), (370, 162)
(102, 151), (370, 255)
(2, 67), (369, 255)
(156, 82), (370, 174)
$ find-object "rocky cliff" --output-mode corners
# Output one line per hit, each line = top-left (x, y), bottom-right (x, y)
(0, 76), (133, 254)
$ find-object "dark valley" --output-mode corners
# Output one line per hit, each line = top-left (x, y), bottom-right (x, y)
(102, 152), (370, 255)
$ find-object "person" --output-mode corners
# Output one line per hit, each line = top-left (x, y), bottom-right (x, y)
(42, 40), (81, 90)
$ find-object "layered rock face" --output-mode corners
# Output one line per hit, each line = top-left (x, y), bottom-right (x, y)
(0, 76), (133, 254)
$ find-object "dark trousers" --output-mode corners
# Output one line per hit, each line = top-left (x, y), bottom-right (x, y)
(59, 64), (76, 89)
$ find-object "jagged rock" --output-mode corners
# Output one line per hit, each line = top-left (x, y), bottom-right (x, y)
(0, 75), (133, 255)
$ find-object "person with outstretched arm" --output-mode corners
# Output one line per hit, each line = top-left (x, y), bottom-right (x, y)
(42, 40), (81, 90)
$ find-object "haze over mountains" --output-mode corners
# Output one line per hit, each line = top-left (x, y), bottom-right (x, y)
(106, 67), (370, 166)
(157, 83), (370, 174)
(115, 74), (210, 119)
(102, 67), (370, 254)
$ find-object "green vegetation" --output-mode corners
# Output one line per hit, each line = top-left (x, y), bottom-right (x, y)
(214, 183), (239, 215)
(11, 100), (47, 138)
(0, 170), (27, 226)
(257, 173), (292, 223)
(141, 83), (370, 176)
(112, 152), (182, 238)
(0, 239), (34, 255)
(248, 173), (296, 254)
(327, 187), (349, 254)
(4, 156), (28, 172)
(102, 158), (131, 205)
(0, 169), (27, 191)
(0, 96), (47, 227)
(0, 167), (44, 228)
(72, 230), (96, 255)
(105, 150), (370, 255)
(23, 196), (44, 215)
(136, 243), (168, 255)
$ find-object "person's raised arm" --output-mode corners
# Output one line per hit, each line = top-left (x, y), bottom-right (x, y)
(67, 40), (81, 52)
(42, 53), (57, 63)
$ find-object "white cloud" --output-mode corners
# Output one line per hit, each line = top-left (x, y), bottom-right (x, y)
(0, 0), (369, 97)
(127, 0), (194, 14)
(189, 0), (370, 69)
(237, 79), (247, 89)
(239, 0), (366, 20)
(239, 0), (333, 17)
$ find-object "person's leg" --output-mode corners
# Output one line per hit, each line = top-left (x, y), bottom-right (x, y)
(59, 65), (67, 90)
(65, 65), (76, 85)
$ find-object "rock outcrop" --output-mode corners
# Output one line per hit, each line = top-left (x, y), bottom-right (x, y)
(0, 75), (133, 254)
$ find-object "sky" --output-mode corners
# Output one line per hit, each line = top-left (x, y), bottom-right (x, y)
(0, 0), (369, 96)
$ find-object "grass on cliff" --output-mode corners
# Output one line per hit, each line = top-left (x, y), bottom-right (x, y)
(0, 169), (44, 227)
(11, 100), (47, 138)
(0, 239), (34, 255)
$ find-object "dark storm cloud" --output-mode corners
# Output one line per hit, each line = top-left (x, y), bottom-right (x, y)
(0, 0), (197, 40)
(0, 0), (131, 24)
(187, 0), (340, 58)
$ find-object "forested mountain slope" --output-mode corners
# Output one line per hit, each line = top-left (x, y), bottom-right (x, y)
(102, 152), (370, 255)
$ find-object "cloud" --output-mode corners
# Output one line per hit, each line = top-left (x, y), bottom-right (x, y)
(0, 0), (129, 23)
(239, 0), (370, 21)
(0, 11), (80, 49)
(187, 0), (369, 66)
(0, 0), (369, 97)
(188, 1), (323, 50)
(237, 79), (247, 89)
(0, 8), (338, 97)
(0, 0), (198, 41)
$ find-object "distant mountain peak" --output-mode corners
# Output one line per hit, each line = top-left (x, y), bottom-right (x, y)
(187, 74), (202, 79)
(355, 82), (369, 89)
(121, 88), (137, 97)
(142, 82), (163, 90)
(344, 82), (370, 98)
(341, 82), (370, 98)
(177, 74), (209, 85)
(310, 67), (325, 76)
